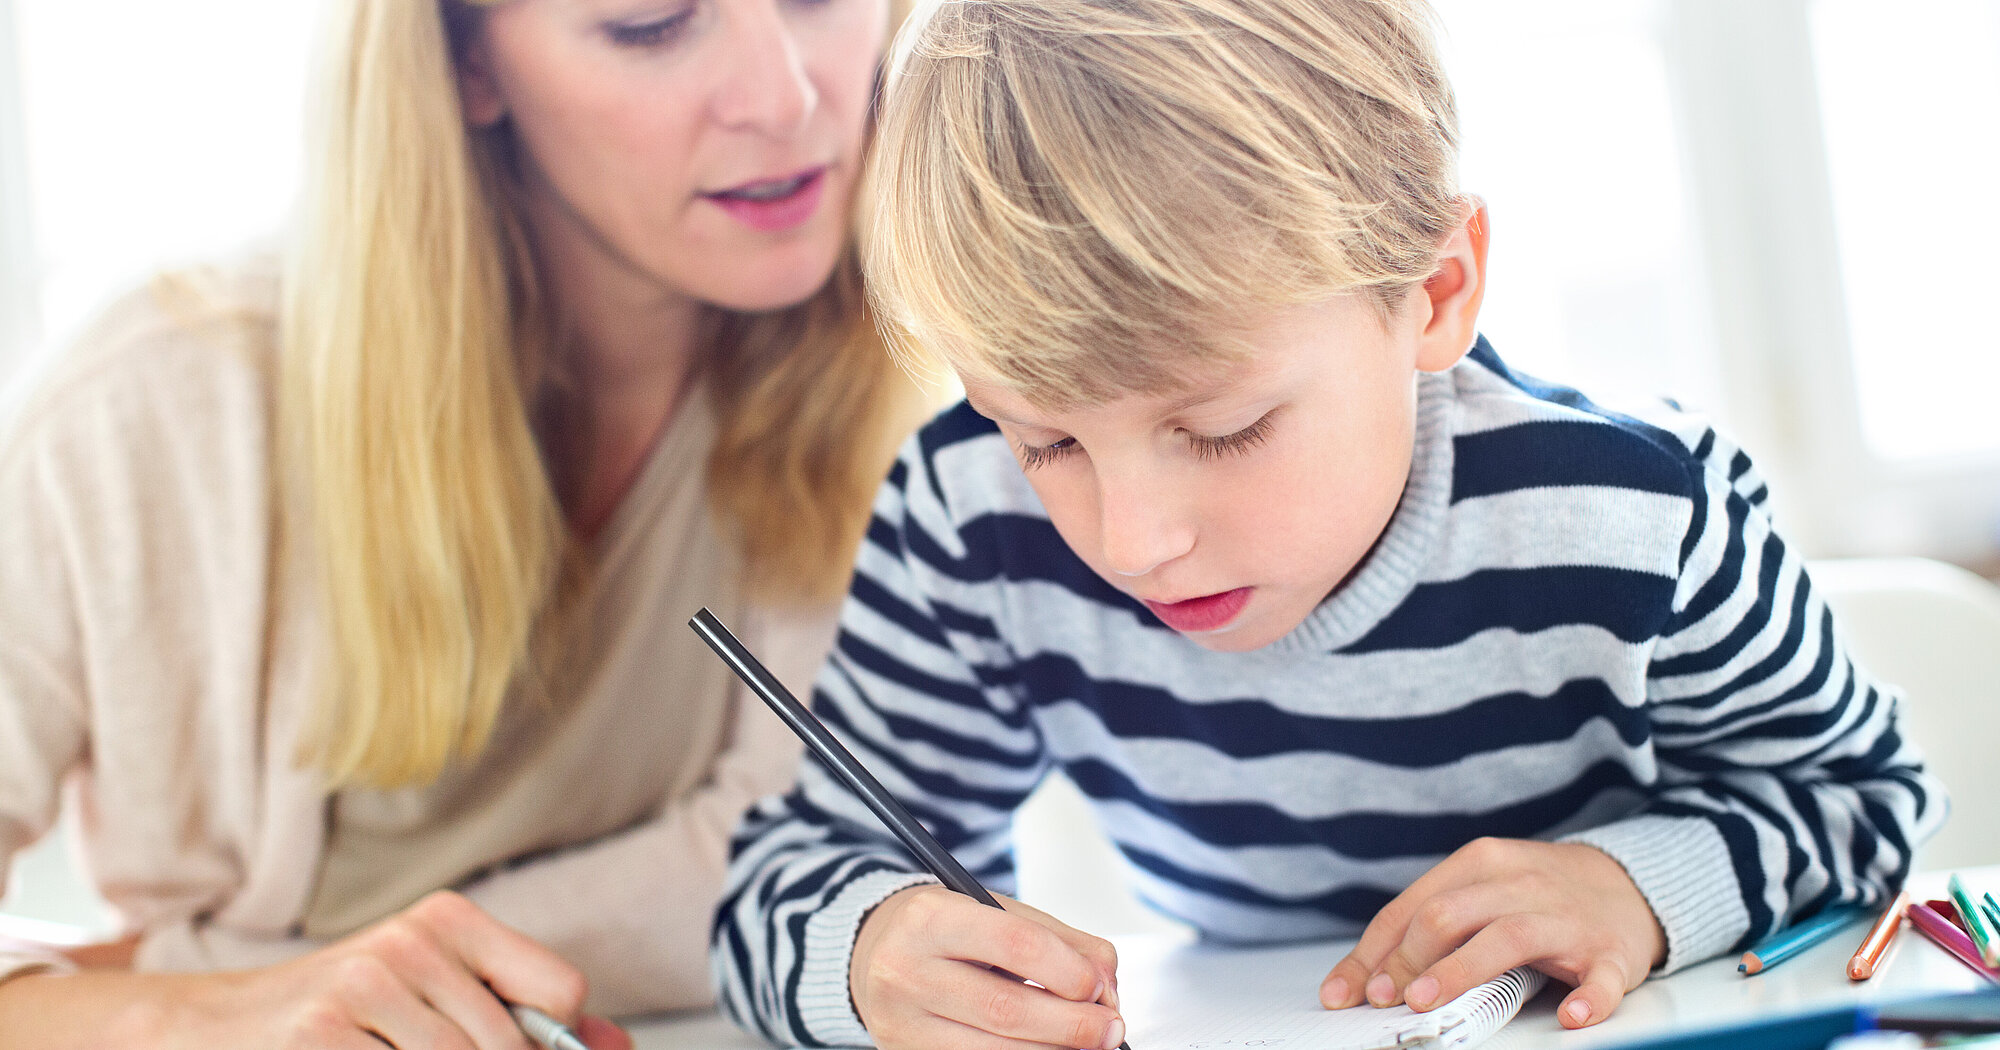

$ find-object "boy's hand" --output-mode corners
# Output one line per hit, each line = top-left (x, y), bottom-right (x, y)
(851, 885), (1127, 1050)
(1318, 838), (1665, 1029)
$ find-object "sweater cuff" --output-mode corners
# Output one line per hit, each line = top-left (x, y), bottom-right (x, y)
(1562, 814), (1750, 973)
(798, 868), (940, 1047)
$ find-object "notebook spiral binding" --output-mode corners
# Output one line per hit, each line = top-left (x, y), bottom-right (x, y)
(1395, 966), (1549, 1049)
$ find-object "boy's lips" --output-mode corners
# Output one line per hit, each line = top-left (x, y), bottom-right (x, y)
(1143, 587), (1253, 633)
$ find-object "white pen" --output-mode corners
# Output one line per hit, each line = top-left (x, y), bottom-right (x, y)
(509, 1003), (590, 1050)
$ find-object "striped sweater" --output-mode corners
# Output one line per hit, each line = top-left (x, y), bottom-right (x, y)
(712, 338), (1944, 1047)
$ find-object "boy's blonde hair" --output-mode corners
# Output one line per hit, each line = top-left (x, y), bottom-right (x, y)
(868, 0), (1462, 406)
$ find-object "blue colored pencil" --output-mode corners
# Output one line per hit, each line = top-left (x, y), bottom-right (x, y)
(1740, 907), (1871, 975)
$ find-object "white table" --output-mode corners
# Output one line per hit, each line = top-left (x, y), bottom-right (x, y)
(622, 867), (1999, 1049)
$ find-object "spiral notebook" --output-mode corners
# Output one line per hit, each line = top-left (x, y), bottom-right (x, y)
(1121, 938), (1547, 1050)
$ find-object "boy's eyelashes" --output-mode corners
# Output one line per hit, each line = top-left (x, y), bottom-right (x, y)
(1187, 412), (1275, 460)
(1010, 412), (1277, 471)
(1015, 437), (1079, 471)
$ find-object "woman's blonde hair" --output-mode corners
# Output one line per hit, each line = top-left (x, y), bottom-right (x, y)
(867, 0), (1462, 408)
(282, 0), (922, 788)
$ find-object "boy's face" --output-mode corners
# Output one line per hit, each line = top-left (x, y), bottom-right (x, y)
(963, 297), (1427, 652)
(960, 204), (1488, 652)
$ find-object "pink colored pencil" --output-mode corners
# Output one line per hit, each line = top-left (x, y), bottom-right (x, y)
(1908, 899), (2000, 982)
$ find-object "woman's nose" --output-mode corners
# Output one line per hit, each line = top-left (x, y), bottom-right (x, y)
(711, 4), (817, 135)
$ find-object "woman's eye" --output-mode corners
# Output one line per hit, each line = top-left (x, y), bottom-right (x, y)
(604, 9), (693, 48)
(1187, 412), (1274, 460)
(1016, 437), (1079, 471)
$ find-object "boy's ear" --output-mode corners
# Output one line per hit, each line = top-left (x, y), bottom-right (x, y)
(1413, 198), (1490, 373)
(457, 29), (508, 128)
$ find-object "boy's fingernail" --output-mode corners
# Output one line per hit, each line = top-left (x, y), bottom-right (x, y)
(1091, 981), (1106, 1004)
(1407, 975), (1440, 1010)
(1102, 1017), (1126, 1050)
(1104, 982), (1120, 1011)
(1322, 977), (1350, 1006)
(1567, 999), (1593, 1025)
(1366, 972), (1396, 1006)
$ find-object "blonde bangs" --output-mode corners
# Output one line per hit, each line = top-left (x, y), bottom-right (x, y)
(868, 0), (1464, 407)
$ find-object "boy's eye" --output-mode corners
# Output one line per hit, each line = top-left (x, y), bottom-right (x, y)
(1186, 412), (1275, 459)
(1016, 436), (1079, 471)
(604, 8), (694, 48)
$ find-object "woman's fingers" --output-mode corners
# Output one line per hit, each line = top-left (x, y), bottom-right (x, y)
(327, 952), (479, 1050)
(574, 1014), (635, 1050)
(411, 892), (588, 1030)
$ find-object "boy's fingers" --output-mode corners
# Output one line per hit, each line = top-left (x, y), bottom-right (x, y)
(1335, 851), (1493, 984)
(1319, 955), (1372, 1009)
(928, 902), (1108, 1007)
(1372, 885), (1511, 1004)
(898, 1011), (1088, 1050)
(997, 897), (1121, 996)
(931, 962), (1126, 1049)
(1559, 959), (1632, 1029)
(1399, 913), (1545, 1012)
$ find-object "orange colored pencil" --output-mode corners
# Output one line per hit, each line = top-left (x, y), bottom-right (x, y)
(1849, 890), (1911, 980)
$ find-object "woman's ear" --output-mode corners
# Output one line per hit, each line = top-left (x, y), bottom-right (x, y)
(1413, 198), (1490, 373)
(457, 29), (508, 127)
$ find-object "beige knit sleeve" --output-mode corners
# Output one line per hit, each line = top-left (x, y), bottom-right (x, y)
(0, 403), (93, 986)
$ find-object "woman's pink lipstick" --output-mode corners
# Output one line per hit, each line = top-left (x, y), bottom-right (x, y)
(1143, 587), (1252, 633)
(704, 167), (827, 232)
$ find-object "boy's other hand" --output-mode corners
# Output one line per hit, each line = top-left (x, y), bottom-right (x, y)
(1317, 838), (1665, 1029)
(850, 885), (1127, 1050)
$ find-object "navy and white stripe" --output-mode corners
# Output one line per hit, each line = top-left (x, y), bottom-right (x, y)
(712, 337), (1944, 1047)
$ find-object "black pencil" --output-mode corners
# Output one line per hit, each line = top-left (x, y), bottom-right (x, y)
(689, 607), (1133, 1050)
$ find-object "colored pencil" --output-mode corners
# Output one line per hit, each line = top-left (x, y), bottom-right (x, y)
(1951, 874), (2000, 967)
(1849, 890), (1912, 980)
(1740, 906), (1869, 975)
(1908, 899), (2000, 982)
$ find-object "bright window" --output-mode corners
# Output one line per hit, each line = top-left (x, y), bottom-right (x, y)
(1812, 0), (2000, 463)
(10, 0), (320, 365)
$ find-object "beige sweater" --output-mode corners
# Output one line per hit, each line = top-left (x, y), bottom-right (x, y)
(0, 258), (830, 1014)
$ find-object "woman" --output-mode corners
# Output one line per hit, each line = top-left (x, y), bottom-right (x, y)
(0, 0), (924, 1044)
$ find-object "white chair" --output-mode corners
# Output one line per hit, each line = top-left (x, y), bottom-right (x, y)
(1813, 556), (2000, 871)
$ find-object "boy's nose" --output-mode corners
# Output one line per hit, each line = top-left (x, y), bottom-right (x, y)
(1096, 484), (1195, 579)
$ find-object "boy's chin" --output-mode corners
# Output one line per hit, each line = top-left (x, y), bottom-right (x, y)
(1174, 613), (1301, 653)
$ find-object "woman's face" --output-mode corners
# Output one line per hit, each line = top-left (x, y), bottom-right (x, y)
(461, 0), (889, 313)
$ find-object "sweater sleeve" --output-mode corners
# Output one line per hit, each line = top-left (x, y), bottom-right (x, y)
(0, 404), (92, 986)
(712, 442), (1052, 1047)
(1564, 426), (1946, 973)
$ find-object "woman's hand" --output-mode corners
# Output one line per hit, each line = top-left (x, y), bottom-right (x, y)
(0, 890), (632, 1049)
(851, 885), (1126, 1050)
(1318, 838), (1666, 1029)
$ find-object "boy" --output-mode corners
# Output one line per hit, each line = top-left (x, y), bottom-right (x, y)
(712, 1), (1943, 1047)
